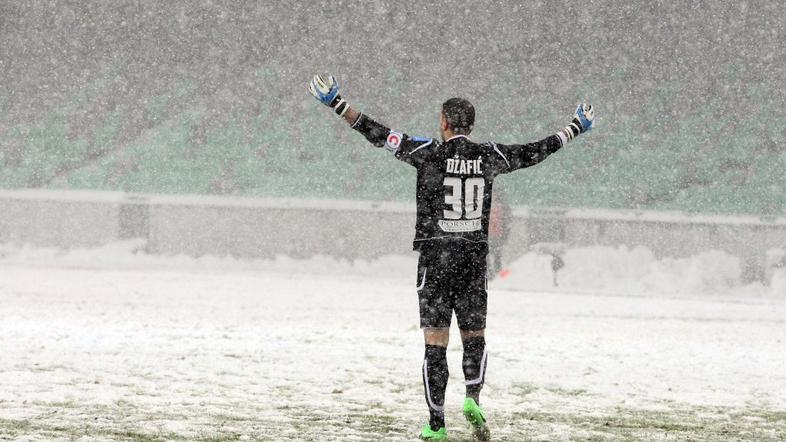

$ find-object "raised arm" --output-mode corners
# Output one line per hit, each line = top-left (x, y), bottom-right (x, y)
(491, 104), (595, 173)
(308, 74), (389, 146)
(308, 74), (436, 166)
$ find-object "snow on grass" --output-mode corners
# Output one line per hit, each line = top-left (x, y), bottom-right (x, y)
(0, 244), (785, 440)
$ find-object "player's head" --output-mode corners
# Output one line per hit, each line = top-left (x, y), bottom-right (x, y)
(440, 97), (475, 139)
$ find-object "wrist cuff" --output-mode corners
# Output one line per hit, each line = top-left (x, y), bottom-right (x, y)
(556, 131), (568, 147)
(568, 122), (581, 137)
(558, 119), (582, 145)
(334, 98), (349, 117)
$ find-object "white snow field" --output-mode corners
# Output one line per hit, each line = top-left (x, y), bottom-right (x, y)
(1, 243), (785, 441)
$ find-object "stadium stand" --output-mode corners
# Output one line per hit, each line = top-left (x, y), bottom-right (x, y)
(1, 1), (784, 215)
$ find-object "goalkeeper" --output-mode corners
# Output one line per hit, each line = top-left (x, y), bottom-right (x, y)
(309, 74), (595, 441)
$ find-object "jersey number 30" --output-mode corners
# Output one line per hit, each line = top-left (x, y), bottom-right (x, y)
(443, 177), (485, 220)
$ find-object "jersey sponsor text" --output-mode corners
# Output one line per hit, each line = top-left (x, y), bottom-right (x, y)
(438, 219), (482, 233)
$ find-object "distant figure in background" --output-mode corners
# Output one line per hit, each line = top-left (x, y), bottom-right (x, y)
(534, 243), (566, 287)
(487, 184), (512, 280)
(309, 74), (594, 441)
(551, 251), (565, 287)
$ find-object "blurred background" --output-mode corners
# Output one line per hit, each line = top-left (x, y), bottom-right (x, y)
(1, 1), (785, 288)
(2, 0), (783, 212)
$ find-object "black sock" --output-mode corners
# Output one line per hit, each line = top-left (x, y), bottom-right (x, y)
(462, 336), (487, 403)
(423, 344), (448, 430)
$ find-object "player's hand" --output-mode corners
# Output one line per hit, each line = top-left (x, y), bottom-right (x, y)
(558, 103), (594, 144)
(308, 74), (350, 116)
(308, 74), (340, 106)
(573, 103), (594, 133)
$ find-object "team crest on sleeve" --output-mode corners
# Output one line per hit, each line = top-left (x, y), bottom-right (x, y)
(385, 131), (403, 152)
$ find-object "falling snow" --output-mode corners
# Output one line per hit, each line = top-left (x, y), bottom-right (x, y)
(2, 1), (785, 440)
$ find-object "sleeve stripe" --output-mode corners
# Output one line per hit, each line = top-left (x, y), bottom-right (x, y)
(350, 113), (364, 129)
(489, 142), (511, 168)
(410, 139), (434, 154)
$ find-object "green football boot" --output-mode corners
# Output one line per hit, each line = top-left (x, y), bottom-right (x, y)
(462, 398), (490, 441)
(419, 424), (448, 441)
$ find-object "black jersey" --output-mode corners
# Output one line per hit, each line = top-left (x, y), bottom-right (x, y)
(352, 114), (564, 252)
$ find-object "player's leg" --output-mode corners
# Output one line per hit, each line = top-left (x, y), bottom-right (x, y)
(460, 328), (487, 404)
(460, 328), (490, 440)
(459, 329), (490, 441)
(456, 247), (489, 403)
(455, 246), (491, 441)
(421, 327), (449, 439)
(417, 251), (452, 440)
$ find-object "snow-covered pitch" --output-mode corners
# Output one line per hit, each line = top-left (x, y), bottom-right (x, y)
(1, 244), (785, 441)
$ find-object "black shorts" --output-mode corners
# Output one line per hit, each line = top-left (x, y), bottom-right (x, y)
(416, 242), (488, 330)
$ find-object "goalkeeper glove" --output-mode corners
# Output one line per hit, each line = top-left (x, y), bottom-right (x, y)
(559, 103), (595, 143)
(308, 74), (350, 117)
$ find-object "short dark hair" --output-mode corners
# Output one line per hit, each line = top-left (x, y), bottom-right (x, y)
(442, 97), (475, 135)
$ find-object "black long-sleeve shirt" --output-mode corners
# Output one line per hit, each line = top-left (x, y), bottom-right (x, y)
(352, 113), (564, 253)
